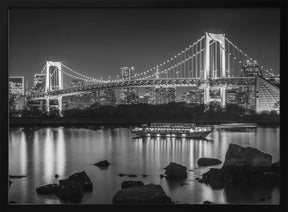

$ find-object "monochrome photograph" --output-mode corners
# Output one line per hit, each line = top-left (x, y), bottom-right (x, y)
(7, 7), (280, 205)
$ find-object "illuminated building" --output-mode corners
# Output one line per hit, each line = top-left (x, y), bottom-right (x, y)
(70, 79), (84, 87)
(34, 74), (46, 92)
(103, 88), (116, 106)
(153, 87), (176, 104)
(119, 66), (139, 104)
(181, 89), (203, 104)
(9, 76), (25, 110)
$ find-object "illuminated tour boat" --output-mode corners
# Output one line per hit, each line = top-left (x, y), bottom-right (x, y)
(132, 123), (213, 138)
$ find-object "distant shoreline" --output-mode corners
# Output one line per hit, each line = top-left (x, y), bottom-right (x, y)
(9, 117), (280, 127)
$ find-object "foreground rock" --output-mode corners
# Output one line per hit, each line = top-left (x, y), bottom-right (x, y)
(113, 183), (172, 204)
(223, 143), (272, 167)
(94, 160), (110, 169)
(121, 181), (144, 189)
(56, 179), (84, 203)
(197, 158), (222, 166)
(68, 171), (93, 192)
(199, 144), (280, 189)
(164, 162), (187, 180)
(36, 171), (93, 203)
(36, 184), (60, 195)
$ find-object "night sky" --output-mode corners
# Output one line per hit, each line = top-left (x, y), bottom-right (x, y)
(9, 8), (280, 89)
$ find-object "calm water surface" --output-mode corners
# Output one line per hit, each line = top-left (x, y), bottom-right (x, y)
(9, 124), (280, 204)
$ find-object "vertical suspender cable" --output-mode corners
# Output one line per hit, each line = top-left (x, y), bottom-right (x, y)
(200, 39), (202, 78)
(228, 42), (230, 77)
(196, 41), (198, 79)
(215, 42), (218, 78)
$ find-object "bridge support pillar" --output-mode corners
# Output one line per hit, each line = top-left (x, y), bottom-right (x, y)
(46, 97), (50, 113)
(220, 86), (226, 108)
(203, 85), (210, 105)
(58, 96), (63, 117)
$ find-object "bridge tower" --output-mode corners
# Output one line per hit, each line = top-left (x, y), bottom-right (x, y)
(45, 61), (63, 115)
(45, 61), (63, 92)
(203, 32), (227, 108)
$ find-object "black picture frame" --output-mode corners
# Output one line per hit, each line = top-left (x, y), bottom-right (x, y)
(1, 0), (287, 212)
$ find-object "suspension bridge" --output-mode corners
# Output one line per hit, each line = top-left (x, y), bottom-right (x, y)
(29, 32), (280, 114)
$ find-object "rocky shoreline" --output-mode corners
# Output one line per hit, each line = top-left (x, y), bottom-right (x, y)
(9, 144), (280, 204)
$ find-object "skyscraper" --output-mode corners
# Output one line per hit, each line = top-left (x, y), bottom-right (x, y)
(33, 74), (46, 92)
(119, 66), (139, 104)
(153, 87), (176, 104)
(103, 88), (116, 106)
(9, 76), (25, 110)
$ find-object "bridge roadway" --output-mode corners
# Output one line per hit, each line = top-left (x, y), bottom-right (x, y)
(31, 77), (256, 100)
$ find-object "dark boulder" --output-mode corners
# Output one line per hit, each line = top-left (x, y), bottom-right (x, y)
(119, 173), (126, 177)
(121, 181), (144, 189)
(112, 183), (172, 204)
(223, 144), (272, 167)
(36, 184), (60, 195)
(197, 158), (222, 166)
(35, 171), (93, 203)
(94, 160), (110, 168)
(201, 168), (226, 189)
(203, 200), (212, 204)
(160, 174), (166, 178)
(68, 171), (93, 192)
(56, 179), (84, 203)
(9, 180), (12, 186)
(271, 161), (280, 172)
(55, 174), (59, 178)
(128, 174), (137, 178)
(199, 144), (279, 189)
(164, 162), (187, 180)
(9, 201), (16, 204)
(142, 174), (148, 178)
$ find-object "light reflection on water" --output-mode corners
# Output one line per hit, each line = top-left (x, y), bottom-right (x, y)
(8, 125), (279, 204)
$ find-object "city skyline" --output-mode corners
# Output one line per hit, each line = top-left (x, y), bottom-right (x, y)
(9, 8), (280, 89)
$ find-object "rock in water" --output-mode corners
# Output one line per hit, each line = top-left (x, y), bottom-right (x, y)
(68, 171), (93, 192)
(36, 184), (60, 195)
(199, 144), (279, 189)
(197, 158), (222, 166)
(56, 179), (84, 203)
(94, 160), (110, 168)
(271, 161), (280, 172)
(203, 200), (212, 204)
(201, 168), (225, 189)
(112, 183), (172, 204)
(223, 144), (272, 167)
(36, 171), (93, 203)
(121, 181), (144, 189)
(164, 162), (187, 180)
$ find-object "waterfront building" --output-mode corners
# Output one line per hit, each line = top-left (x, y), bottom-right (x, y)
(119, 66), (139, 104)
(70, 79), (84, 87)
(181, 89), (203, 104)
(138, 95), (149, 104)
(9, 76), (25, 110)
(242, 60), (261, 77)
(153, 87), (176, 104)
(33, 74), (46, 92)
(103, 88), (116, 106)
